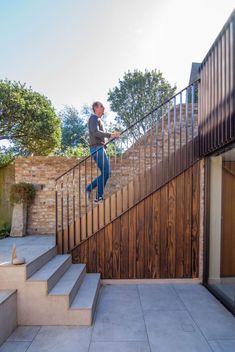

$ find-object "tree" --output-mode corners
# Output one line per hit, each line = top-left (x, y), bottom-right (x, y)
(0, 79), (61, 156)
(59, 105), (88, 152)
(107, 69), (176, 133)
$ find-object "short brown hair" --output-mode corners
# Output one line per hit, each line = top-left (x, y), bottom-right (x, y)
(92, 101), (102, 112)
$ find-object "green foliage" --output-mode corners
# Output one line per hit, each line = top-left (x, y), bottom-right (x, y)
(63, 144), (89, 158)
(0, 146), (14, 167)
(0, 224), (11, 239)
(10, 182), (36, 205)
(59, 105), (88, 152)
(0, 79), (61, 156)
(107, 69), (176, 130)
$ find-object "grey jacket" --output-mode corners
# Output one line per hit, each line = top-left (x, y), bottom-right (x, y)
(88, 114), (111, 147)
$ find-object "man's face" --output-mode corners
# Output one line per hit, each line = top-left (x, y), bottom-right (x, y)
(95, 103), (105, 117)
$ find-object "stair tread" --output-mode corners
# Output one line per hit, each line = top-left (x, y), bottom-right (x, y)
(28, 255), (71, 281)
(70, 273), (100, 309)
(49, 264), (86, 295)
(0, 290), (16, 304)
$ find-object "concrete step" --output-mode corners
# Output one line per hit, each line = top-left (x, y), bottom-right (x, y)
(26, 246), (57, 279)
(28, 255), (72, 292)
(0, 290), (17, 346)
(49, 264), (86, 306)
(70, 273), (100, 324)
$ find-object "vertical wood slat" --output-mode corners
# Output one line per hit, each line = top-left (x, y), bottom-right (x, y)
(168, 179), (176, 278)
(184, 167), (192, 277)
(128, 206), (137, 279)
(136, 200), (145, 278)
(199, 11), (235, 156)
(120, 212), (129, 279)
(192, 162), (200, 278)
(144, 195), (153, 278)
(104, 223), (113, 278)
(96, 229), (105, 278)
(152, 191), (161, 278)
(72, 162), (200, 280)
(160, 184), (168, 278)
(176, 172), (185, 277)
(112, 218), (120, 279)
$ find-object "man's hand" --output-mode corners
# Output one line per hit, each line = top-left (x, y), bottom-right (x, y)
(111, 131), (121, 139)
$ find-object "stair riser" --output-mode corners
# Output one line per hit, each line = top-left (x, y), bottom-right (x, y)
(69, 266), (87, 306)
(47, 256), (72, 292)
(26, 247), (57, 279)
(0, 291), (17, 346)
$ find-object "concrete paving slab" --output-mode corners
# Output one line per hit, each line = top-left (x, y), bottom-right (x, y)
(89, 341), (151, 352)
(7, 326), (41, 342)
(208, 339), (235, 352)
(26, 326), (92, 352)
(173, 284), (235, 339)
(0, 341), (31, 352)
(138, 283), (185, 312)
(144, 309), (212, 352)
(0, 235), (55, 265)
(92, 285), (148, 342)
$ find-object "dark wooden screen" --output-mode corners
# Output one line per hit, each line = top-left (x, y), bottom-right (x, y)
(71, 161), (200, 279)
(199, 10), (235, 156)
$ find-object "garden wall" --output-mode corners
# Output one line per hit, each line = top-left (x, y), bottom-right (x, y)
(15, 156), (80, 235)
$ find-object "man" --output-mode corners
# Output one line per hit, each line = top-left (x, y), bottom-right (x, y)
(86, 101), (120, 202)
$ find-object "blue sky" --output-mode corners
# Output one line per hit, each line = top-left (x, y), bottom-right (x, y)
(0, 0), (234, 114)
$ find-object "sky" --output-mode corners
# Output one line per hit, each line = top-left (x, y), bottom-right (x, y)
(0, 0), (234, 116)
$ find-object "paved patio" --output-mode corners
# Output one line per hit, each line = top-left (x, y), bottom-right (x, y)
(0, 283), (235, 352)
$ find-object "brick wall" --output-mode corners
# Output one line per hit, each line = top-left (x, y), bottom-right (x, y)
(15, 156), (80, 235)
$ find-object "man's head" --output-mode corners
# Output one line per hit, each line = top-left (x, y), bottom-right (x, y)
(92, 101), (105, 118)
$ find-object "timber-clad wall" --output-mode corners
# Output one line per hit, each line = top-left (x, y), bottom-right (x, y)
(72, 161), (200, 279)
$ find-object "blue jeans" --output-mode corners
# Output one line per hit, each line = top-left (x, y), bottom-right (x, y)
(86, 146), (110, 198)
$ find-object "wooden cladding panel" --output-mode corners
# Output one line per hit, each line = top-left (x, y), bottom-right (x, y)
(72, 162), (201, 279)
(199, 11), (235, 156)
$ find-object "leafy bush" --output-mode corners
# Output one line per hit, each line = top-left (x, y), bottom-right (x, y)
(0, 224), (11, 239)
(10, 182), (36, 205)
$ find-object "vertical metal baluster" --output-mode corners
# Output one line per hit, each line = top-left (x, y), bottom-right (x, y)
(78, 165), (82, 243)
(67, 174), (70, 252)
(150, 113), (153, 192)
(143, 121), (147, 196)
(115, 141), (117, 218)
(126, 137), (129, 209)
(138, 129), (141, 201)
(132, 131), (135, 203)
(61, 179), (64, 253)
(85, 159), (88, 238)
(97, 150), (100, 230)
(180, 92), (182, 172)
(186, 87), (189, 167)
(55, 182), (58, 248)
(120, 138), (123, 213)
(103, 147), (105, 225)
(108, 147), (112, 222)
(168, 101), (170, 180)
(90, 153), (93, 234)
(161, 105), (164, 185)
(191, 84), (195, 163)
(73, 169), (76, 248)
(155, 109), (159, 188)
(173, 96), (176, 175)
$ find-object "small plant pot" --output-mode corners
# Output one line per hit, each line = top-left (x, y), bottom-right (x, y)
(10, 202), (27, 237)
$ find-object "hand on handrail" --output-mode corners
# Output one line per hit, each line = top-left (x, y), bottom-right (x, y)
(111, 131), (121, 139)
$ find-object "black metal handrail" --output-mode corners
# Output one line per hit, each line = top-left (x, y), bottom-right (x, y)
(55, 80), (200, 254)
(55, 78), (200, 181)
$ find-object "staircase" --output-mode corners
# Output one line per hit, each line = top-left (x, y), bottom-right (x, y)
(0, 244), (100, 325)
(55, 81), (200, 256)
